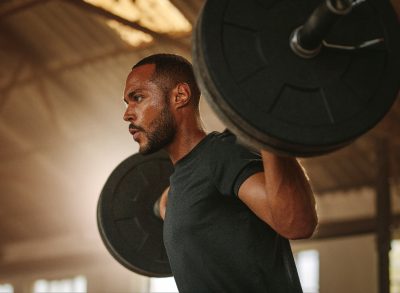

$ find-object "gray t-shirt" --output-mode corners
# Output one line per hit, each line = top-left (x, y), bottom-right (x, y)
(163, 130), (302, 293)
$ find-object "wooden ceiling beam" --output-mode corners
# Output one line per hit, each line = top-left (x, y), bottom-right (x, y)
(313, 181), (374, 195)
(0, 254), (102, 279)
(369, 94), (400, 146)
(0, 0), (50, 19)
(312, 212), (400, 240)
(0, 57), (26, 112)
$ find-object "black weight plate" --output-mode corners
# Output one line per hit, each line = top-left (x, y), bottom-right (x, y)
(97, 151), (174, 277)
(193, 0), (400, 156)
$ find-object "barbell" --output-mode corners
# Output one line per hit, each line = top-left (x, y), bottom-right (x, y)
(193, 0), (400, 156)
(98, 0), (400, 277)
(97, 151), (174, 276)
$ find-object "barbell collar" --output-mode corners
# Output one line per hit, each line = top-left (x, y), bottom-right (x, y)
(290, 0), (352, 58)
(290, 26), (322, 59)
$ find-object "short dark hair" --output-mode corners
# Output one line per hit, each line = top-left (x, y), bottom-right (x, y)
(132, 53), (201, 108)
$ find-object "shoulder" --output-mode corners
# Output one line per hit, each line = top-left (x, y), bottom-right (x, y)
(207, 129), (239, 147)
(207, 130), (260, 157)
(206, 130), (262, 171)
(206, 130), (264, 196)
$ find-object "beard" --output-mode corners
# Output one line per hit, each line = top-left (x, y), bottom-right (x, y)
(139, 105), (176, 155)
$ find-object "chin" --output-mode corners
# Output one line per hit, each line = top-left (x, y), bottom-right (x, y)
(139, 142), (166, 155)
(138, 145), (149, 155)
(137, 139), (150, 155)
(139, 144), (155, 155)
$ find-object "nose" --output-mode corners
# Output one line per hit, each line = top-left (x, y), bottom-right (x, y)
(123, 104), (136, 122)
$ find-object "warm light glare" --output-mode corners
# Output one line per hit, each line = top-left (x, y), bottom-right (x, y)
(390, 240), (400, 293)
(0, 284), (13, 293)
(33, 276), (87, 293)
(84, 0), (191, 47)
(85, 0), (140, 21)
(136, 0), (192, 33)
(106, 20), (153, 46)
(149, 277), (179, 292)
(295, 250), (319, 293)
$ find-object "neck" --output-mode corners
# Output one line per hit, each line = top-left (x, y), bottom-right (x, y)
(165, 114), (206, 164)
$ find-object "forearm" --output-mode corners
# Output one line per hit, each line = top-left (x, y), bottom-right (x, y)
(261, 150), (317, 239)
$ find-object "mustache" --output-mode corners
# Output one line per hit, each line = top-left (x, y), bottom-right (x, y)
(129, 124), (145, 132)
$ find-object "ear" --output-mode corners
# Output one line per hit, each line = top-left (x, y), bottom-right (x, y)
(172, 83), (192, 109)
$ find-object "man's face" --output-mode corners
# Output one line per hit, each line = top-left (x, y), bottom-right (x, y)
(123, 64), (176, 154)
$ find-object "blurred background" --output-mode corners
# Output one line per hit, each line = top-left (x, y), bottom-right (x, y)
(0, 0), (399, 292)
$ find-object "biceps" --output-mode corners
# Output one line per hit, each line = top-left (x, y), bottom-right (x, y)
(237, 172), (271, 224)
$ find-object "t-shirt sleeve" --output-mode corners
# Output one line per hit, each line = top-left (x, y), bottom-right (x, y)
(210, 133), (264, 197)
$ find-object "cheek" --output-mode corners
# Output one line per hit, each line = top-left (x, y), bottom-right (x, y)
(141, 105), (162, 126)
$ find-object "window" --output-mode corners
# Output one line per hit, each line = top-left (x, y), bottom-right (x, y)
(149, 277), (178, 293)
(294, 249), (319, 293)
(391, 240), (400, 293)
(0, 284), (13, 293)
(33, 275), (87, 293)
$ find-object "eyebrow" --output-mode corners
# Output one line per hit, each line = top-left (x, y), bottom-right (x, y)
(123, 90), (138, 103)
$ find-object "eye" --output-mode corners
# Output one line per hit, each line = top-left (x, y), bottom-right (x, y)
(133, 95), (143, 103)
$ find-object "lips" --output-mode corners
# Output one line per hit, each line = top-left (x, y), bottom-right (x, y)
(129, 125), (142, 141)
(129, 128), (140, 140)
(132, 131), (140, 141)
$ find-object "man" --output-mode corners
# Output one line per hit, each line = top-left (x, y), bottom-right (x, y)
(123, 53), (317, 293)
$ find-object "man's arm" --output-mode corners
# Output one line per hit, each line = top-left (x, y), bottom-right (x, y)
(238, 150), (317, 240)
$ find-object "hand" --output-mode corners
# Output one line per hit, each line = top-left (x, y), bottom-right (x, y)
(159, 186), (169, 220)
